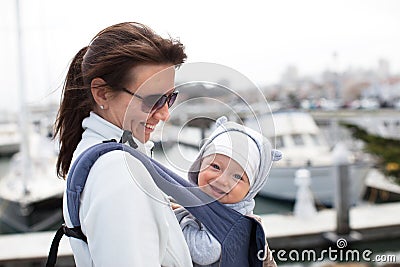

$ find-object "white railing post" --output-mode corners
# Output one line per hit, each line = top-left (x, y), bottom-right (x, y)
(294, 168), (317, 219)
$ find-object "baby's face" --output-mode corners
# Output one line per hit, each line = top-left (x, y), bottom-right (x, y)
(197, 154), (250, 204)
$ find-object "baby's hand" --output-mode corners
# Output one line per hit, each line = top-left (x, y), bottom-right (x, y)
(166, 196), (182, 210)
(170, 202), (182, 210)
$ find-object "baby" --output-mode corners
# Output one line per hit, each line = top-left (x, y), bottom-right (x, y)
(174, 116), (282, 266)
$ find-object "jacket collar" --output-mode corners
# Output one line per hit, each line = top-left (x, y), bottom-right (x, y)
(82, 112), (154, 157)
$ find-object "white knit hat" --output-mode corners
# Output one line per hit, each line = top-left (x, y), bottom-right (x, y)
(201, 127), (261, 186)
(188, 116), (282, 215)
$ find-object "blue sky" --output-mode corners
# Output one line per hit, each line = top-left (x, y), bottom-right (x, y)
(1, 0), (399, 111)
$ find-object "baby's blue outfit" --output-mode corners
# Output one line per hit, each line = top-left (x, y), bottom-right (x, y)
(175, 201), (255, 266)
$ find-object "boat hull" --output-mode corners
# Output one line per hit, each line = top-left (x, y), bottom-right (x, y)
(0, 195), (62, 233)
(0, 142), (19, 156)
(259, 163), (370, 206)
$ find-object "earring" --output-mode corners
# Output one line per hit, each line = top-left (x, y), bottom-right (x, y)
(100, 105), (104, 110)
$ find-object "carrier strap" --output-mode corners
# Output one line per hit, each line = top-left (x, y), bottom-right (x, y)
(46, 225), (64, 267)
(46, 224), (87, 267)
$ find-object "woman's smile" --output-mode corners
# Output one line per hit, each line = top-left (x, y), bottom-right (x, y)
(144, 122), (156, 132)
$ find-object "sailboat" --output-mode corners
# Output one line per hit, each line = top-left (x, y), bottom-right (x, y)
(0, 0), (64, 233)
(0, 128), (64, 232)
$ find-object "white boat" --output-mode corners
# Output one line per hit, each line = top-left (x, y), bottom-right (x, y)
(244, 111), (370, 206)
(0, 123), (20, 156)
(0, 129), (64, 232)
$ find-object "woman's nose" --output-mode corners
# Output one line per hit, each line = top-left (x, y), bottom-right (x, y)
(153, 103), (170, 121)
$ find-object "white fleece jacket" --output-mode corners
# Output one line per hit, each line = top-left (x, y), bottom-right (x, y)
(63, 112), (192, 267)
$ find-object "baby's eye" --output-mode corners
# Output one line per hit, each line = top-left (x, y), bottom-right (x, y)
(210, 163), (220, 170)
(233, 174), (242, 180)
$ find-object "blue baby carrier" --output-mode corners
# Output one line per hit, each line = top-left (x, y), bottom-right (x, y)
(46, 141), (266, 267)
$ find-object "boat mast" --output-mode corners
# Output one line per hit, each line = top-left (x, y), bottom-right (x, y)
(15, 0), (31, 195)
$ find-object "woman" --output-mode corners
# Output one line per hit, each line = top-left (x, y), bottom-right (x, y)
(55, 22), (192, 266)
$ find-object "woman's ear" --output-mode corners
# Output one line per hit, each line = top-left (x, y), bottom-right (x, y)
(91, 78), (109, 109)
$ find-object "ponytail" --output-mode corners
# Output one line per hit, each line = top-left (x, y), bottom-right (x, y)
(54, 46), (93, 179)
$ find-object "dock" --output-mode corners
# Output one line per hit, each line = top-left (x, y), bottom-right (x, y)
(261, 201), (400, 250)
(0, 230), (74, 266)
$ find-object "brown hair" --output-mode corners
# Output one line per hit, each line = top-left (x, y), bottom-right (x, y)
(54, 22), (186, 178)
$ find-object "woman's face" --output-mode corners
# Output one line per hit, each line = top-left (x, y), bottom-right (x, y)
(197, 154), (250, 204)
(106, 64), (175, 143)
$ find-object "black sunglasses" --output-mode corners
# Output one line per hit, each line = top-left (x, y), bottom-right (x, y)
(122, 88), (178, 112)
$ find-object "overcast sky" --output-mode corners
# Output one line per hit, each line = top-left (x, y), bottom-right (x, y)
(1, 0), (399, 111)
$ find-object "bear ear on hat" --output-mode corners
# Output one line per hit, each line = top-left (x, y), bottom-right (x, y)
(215, 116), (228, 127)
(271, 149), (282, 161)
